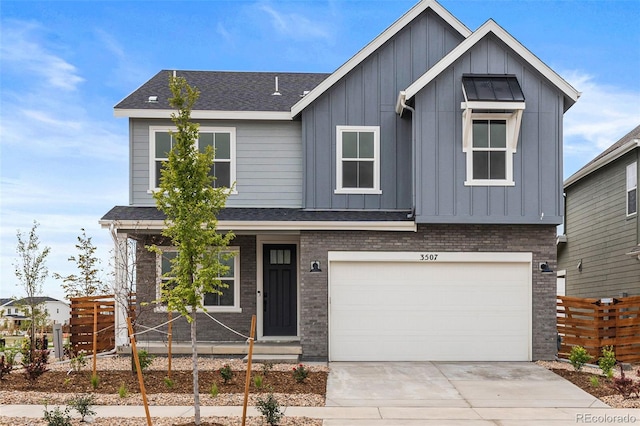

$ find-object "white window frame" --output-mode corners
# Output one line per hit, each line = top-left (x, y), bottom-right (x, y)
(627, 161), (638, 217)
(335, 126), (381, 194)
(155, 246), (241, 313)
(461, 101), (524, 187)
(149, 126), (237, 194)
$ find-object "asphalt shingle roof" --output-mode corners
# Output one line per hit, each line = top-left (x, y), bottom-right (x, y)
(115, 70), (330, 112)
(577, 125), (640, 173)
(102, 206), (412, 223)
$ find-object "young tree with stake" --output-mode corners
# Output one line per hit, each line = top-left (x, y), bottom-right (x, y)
(150, 75), (234, 425)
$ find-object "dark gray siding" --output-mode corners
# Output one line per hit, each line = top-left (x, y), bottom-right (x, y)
(130, 119), (303, 208)
(414, 34), (565, 224)
(302, 10), (464, 210)
(559, 150), (640, 298)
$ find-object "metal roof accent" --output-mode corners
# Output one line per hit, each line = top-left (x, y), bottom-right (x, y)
(462, 74), (525, 102)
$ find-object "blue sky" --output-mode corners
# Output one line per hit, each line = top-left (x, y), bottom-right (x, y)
(1, 0), (639, 301)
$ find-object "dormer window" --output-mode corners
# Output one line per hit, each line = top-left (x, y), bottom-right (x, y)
(461, 75), (525, 186)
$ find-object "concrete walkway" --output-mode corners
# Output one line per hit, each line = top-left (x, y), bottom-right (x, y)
(2, 362), (639, 425)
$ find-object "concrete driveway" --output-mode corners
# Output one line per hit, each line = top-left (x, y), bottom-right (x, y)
(323, 362), (636, 425)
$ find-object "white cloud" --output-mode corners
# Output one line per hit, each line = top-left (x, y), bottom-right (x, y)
(258, 3), (333, 41)
(0, 20), (84, 91)
(561, 71), (640, 177)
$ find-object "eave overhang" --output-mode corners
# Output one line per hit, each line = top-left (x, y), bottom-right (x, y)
(564, 139), (640, 188)
(100, 219), (417, 233)
(114, 109), (293, 121)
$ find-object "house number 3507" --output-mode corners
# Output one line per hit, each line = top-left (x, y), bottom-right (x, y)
(420, 253), (438, 261)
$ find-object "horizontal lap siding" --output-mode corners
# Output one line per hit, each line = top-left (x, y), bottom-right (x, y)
(130, 119), (303, 208)
(559, 151), (640, 298)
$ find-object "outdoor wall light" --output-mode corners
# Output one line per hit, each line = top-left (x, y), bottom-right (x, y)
(539, 262), (553, 274)
(577, 259), (583, 272)
(310, 261), (322, 272)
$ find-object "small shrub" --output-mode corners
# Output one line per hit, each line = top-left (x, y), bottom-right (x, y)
(0, 355), (14, 380)
(254, 374), (264, 389)
(262, 361), (274, 376)
(598, 346), (616, 378)
(23, 350), (50, 385)
(69, 394), (96, 422)
(43, 404), (72, 426)
(569, 346), (593, 371)
(220, 364), (233, 384)
(164, 376), (175, 388)
(589, 376), (600, 388)
(90, 373), (100, 390)
(209, 382), (219, 397)
(69, 351), (87, 373)
(256, 393), (284, 426)
(611, 365), (640, 399)
(133, 349), (155, 373)
(118, 382), (128, 398)
(292, 363), (309, 383)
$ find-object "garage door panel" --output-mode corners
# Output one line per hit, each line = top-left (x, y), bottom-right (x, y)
(329, 257), (531, 361)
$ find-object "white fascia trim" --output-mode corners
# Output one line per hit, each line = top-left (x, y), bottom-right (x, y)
(328, 251), (532, 263)
(564, 140), (640, 188)
(403, 20), (580, 103)
(100, 219), (417, 232)
(290, 0), (471, 118)
(114, 109), (292, 121)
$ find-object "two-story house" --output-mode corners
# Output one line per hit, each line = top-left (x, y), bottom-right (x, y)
(0, 297), (70, 332)
(101, 0), (579, 361)
(558, 125), (640, 298)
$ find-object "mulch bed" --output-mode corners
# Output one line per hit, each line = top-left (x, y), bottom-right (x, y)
(551, 368), (616, 399)
(0, 369), (326, 395)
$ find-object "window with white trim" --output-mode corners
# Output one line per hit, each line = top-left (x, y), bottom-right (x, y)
(335, 126), (381, 194)
(627, 162), (637, 216)
(156, 247), (241, 312)
(461, 74), (525, 187)
(150, 126), (236, 192)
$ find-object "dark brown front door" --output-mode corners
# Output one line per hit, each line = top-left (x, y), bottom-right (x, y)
(263, 244), (297, 336)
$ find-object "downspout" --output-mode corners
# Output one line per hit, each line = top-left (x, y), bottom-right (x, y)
(399, 92), (417, 220)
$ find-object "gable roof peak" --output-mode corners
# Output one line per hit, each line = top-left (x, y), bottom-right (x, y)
(290, 0), (471, 117)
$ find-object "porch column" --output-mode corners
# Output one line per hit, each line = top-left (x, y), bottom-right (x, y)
(113, 231), (129, 347)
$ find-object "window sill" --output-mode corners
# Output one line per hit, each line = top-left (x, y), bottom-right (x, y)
(464, 180), (515, 187)
(334, 189), (382, 195)
(148, 188), (238, 195)
(154, 306), (242, 314)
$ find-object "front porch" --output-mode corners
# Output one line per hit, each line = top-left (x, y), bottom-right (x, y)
(116, 340), (302, 363)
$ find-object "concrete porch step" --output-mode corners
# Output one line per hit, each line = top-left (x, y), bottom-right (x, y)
(117, 341), (302, 358)
(243, 353), (299, 364)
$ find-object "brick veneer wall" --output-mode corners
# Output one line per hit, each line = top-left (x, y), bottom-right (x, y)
(134, 234), (256, 343)
(299, 224), (557, 361)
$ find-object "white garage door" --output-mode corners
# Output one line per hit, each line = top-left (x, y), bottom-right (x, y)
(328, 252), (531, 361)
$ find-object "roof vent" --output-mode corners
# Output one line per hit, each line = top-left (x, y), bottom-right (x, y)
(147, 96), (158, 103)
(300, 90), (310, 97)
(272, 76), (281, 96)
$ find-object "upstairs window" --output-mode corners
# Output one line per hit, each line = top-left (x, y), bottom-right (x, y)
(156, 247), (241, 312)
(335, 126), (381, 194)
(461, 75), (525, 187)
(150, 126), (236, 192)
(628, 162), (637, 216)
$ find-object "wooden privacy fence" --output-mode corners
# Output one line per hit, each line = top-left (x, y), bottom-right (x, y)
(558, 295), (640, 362)
(69, 294), (135, 353)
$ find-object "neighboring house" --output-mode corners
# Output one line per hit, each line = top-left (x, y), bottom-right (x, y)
(101, 0), (579, 362)
(558, 125), (640, 298)
(0, 297), (71, 331)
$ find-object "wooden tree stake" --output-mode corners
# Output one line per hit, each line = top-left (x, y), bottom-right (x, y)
(92, 302), (98, 376)
(167, 310), (173, 379)
(242, 315), (257, 426)
(127, 317), (152, 426)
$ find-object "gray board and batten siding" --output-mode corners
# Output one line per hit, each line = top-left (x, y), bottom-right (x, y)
(301, 9), (465, 211)
(130, 119), (304, 208)
(560, 150), (640, 298)
(413, 33), (565, 224)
